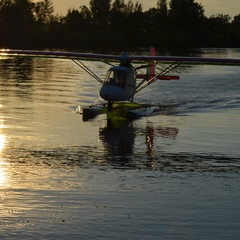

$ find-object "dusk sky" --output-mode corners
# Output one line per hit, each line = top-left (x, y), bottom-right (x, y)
(50, 0), (240, 18)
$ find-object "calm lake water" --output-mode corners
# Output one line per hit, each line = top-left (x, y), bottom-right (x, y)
(0, 48), (240, 239)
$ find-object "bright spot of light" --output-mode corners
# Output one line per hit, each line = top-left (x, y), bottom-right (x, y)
(0, 134), (6, 186)
(0, 168), (6, 186)
(0, 134), (5, 152)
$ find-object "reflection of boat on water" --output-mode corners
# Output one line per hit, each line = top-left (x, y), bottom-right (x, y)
(98, 119), (179, 168)
(99, 120), (136, 162)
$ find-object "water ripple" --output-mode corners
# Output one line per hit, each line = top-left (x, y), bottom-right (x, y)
(3, 146), (240, 173)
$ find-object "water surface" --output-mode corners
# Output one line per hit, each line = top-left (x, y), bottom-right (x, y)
(0, 48), (240, 239)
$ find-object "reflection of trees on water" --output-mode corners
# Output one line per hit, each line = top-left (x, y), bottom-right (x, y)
(1, 58), (34, 80)
(0, 57), (54, 83)
(0, 57), (54, 102)
(0, 58), (35, 110)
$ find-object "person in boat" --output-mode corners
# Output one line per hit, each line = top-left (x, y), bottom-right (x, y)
(120, 59), (133, 69)
(109, 70), (126, 88)
(115, 70), (126, 88)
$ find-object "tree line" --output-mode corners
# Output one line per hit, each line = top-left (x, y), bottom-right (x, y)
(0, 0), (240, 49)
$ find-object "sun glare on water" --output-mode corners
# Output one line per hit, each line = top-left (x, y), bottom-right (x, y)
(0, 134), (5, 152)
(0, 134), (6, 186)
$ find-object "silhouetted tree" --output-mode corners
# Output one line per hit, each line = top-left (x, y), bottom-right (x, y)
(110, 0), (126, 30)
(206, 14), (231, 46)
(168, 0), (205, 46)
(80, 5), (92, 23)
(0, 0), (35, 47)
(65, 8), (86, 31)
(0, 0), (240, 49)
(156, 0), (168, 31)
(89, 0), (111, 28)
(169, 0), (204, 31)
(157, 0), (168, 17)
(124, 1), (144, 46)
(34, 0), (54, 25)
(230, 14), (240, 46)
(14, 0), (35, 29)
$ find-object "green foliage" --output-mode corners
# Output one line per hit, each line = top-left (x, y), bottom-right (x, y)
(0, 0), (240, 49)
